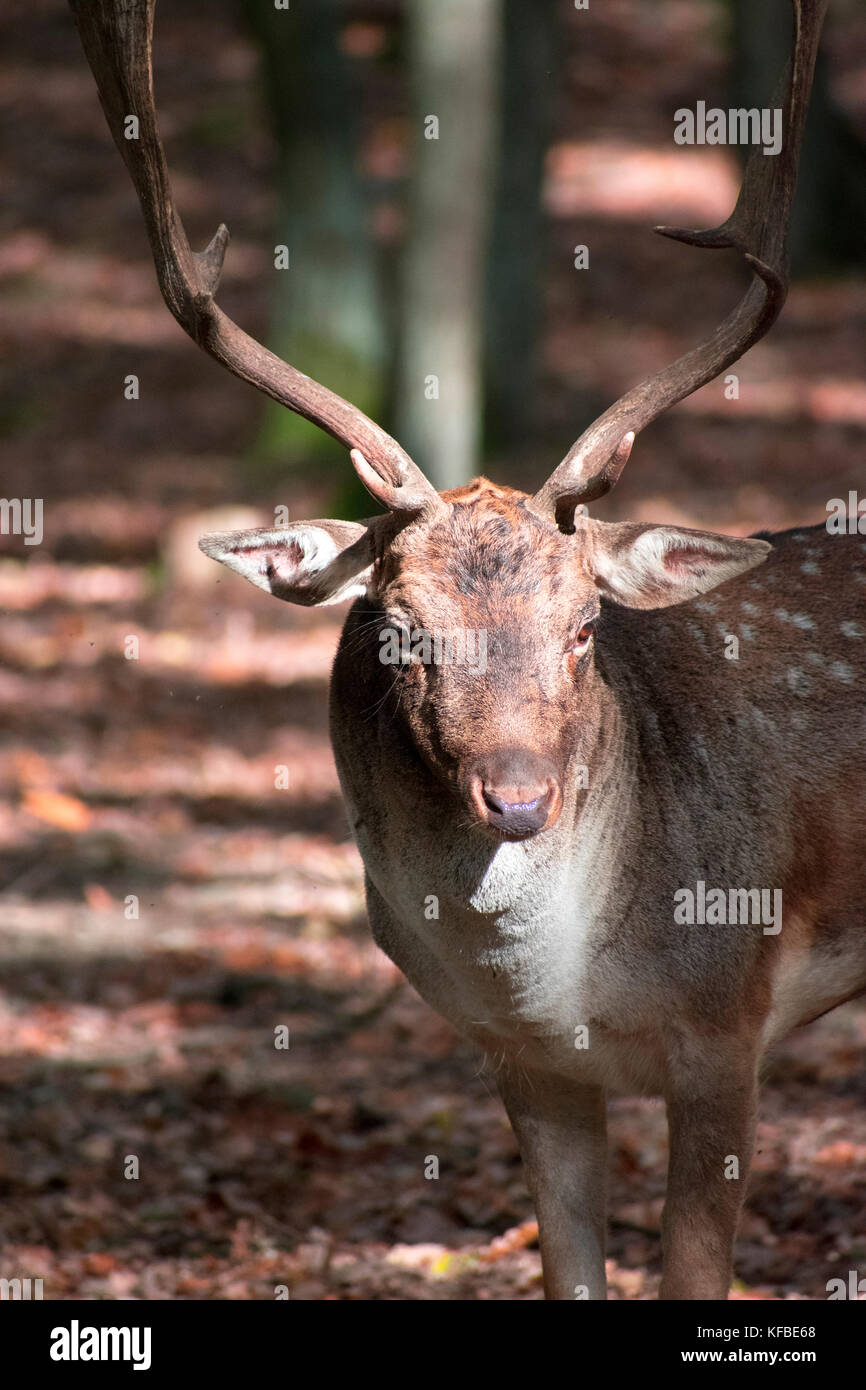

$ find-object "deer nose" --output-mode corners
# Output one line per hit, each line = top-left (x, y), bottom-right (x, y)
(481, 786), (552, 837)
(468, 750), (561, 839)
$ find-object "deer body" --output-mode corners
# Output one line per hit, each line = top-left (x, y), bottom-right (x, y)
(70, 0), (844, 1298)
(324, 502), (866, 1298)
(332, 511), (866, 1087)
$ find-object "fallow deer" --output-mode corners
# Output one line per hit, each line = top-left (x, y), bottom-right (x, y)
(71, 0), (865, 1299)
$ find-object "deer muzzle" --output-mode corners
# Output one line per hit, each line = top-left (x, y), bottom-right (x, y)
(468, 749), (562, 840)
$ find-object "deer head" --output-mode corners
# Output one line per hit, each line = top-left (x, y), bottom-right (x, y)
(200, 478), (770, 840)
(69, 0), (826, 843)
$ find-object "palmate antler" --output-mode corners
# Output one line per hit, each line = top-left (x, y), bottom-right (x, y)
(67, 0), (443, 518)
(528, 0), (828, 529)
(69, 0), (827, 531)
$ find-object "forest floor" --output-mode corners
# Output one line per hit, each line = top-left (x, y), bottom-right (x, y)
(0, 0), (864, 1298)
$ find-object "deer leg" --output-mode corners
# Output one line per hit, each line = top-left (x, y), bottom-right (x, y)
(500, 1074), (608, 1300)
(660, 1042), (758, 1300)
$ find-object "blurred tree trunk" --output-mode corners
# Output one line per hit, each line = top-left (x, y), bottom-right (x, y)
(730, 0), (866, 274)
(238, 0), (386, 470)
(484, 0), (557, 449)
(395, 0), (502, 490)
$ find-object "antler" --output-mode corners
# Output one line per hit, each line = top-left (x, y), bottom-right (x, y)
(530, 0), (829, 530)
(68, 0), (442, 517)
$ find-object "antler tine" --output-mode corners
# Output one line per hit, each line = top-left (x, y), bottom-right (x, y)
(68, 0), (441, 515)
(530, 0), (829, 530)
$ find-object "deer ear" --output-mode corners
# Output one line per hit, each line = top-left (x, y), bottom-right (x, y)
(198, 520), (376, 607)
(587, 520), (772, 610)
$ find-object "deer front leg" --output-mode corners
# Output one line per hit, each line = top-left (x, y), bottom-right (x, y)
(499, 1073), (608, 1300)
(660, 1039), (758, 1300)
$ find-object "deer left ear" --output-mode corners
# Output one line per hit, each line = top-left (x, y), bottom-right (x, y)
(199, 519), (377, 607)
(587, 520), (772, 610)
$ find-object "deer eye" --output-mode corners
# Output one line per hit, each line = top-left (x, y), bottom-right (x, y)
(385, 615), (427, 667)
(569, 621), (596, 657)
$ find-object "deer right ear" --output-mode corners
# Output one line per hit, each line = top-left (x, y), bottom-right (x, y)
(198, 520), (376, 607)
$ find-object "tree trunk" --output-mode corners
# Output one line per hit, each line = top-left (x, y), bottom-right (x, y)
(239, 0), (387, 469)
(730, 0), (866, 274)
(484, 0), (557, 449)
(395, 0), (503, 490)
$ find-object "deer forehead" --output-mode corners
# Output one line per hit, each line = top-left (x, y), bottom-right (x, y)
(377, 482), (593, 614)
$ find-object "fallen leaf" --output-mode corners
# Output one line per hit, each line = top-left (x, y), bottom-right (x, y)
(21, 788), (92, 832)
